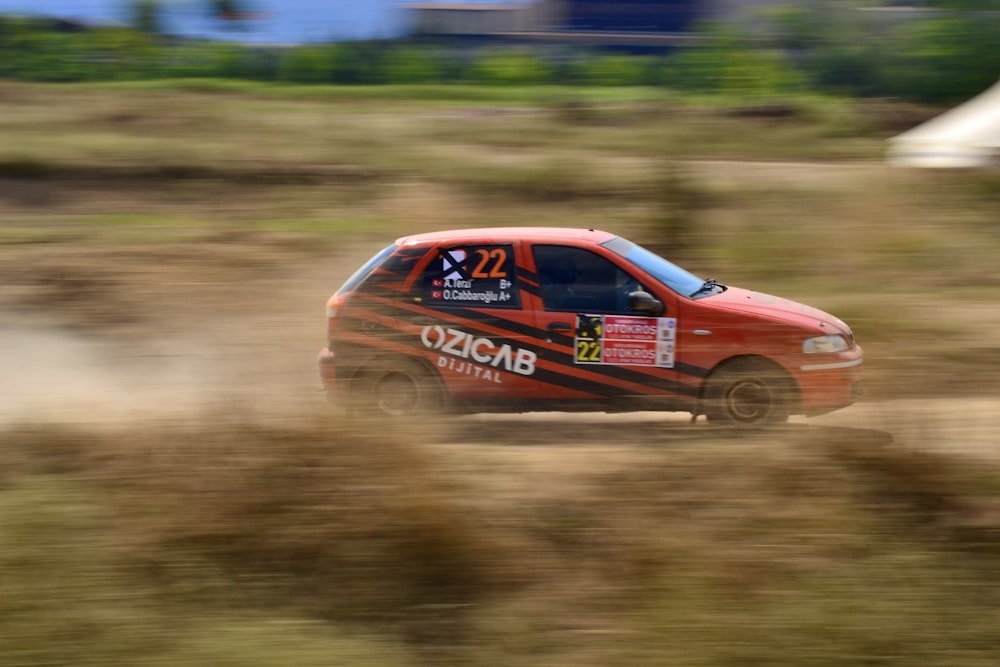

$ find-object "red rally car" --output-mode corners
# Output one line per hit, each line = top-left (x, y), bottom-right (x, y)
(318, 227), (862, 425)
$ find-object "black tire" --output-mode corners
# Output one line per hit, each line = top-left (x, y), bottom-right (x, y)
(355, 357), (444, 418)
(702, 358), (794, 427)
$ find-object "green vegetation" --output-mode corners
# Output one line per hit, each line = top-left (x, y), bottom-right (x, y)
(1, 1), (999, 102)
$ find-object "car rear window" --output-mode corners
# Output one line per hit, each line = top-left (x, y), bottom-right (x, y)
(421, 244), (520, 309)
(335, 244), (396, 295)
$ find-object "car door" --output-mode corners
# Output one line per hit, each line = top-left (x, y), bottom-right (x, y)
(526, 243), (685, 404)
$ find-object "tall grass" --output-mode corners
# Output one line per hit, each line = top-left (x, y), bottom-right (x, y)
(3, 417), (1000, 665)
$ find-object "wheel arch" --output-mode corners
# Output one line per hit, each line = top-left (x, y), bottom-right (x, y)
(698, 354), (803, 419)
(350, 351), (451, 414)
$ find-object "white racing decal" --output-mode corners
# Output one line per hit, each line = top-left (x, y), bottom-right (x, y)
(430, 277), (515, 304)
(800, 358), (863, 372)
(438, 288), (512, 304)
(437, 356), (502, 383)
(420, 325), (537, 377)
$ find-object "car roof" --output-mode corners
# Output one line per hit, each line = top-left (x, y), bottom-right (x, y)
(395, 227), (617, 247)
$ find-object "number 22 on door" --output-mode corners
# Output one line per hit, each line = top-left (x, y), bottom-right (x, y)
(575, 339), (602, 363)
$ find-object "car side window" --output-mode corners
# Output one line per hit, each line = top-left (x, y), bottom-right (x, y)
(533, 245), (645, 313)
(421, 244), (520, 309)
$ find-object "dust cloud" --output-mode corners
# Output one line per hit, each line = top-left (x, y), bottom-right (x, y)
(0, 315), (326, 426)
(0, 316), (209, 423)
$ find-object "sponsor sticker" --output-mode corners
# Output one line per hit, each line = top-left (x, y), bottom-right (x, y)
(574, 314), (676, 368)
(420, 325), (537, 380)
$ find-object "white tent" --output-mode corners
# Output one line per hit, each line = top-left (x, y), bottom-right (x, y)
(887, 78), (1000, 168)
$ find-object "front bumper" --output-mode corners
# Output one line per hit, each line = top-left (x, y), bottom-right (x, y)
(795, 346), (863, 416)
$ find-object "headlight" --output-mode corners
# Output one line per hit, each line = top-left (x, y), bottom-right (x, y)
(803, 335), (849, 354)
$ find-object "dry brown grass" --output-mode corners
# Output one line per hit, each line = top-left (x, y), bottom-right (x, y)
(4, 416), (1000, 665)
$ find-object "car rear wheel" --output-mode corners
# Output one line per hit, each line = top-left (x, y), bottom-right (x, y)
(703, 359), (794, 426)
(356, 358), (443, 418)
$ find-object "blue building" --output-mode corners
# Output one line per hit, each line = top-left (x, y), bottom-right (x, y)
(0, 1), (798, 45)
(407, 0), (721, 49)
(0, 0), (411, 43)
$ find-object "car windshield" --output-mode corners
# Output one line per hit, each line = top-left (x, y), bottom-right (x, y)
(602, 237), (708, 298)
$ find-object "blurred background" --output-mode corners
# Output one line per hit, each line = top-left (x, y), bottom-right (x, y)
(2, 1), (1000, 666)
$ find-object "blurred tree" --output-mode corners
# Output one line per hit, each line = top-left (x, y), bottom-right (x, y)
(212, 0), (253, 21)
(277, 46), (334, 83)
(129, 0), (163, 36)
(883, 14), (1000, 101)
(470, 49), (552, 86)
(329, 43), (389, 84)
(213, 0), (237, 17)
(221, 46), (279, 80)
(382, 47), (446, 84)
(579, 55), (656, 86)
(83, 26), (158, 80)
(758, 3), (886, 95)
(759, 0), (1000, 100)
(665, 26), (805, 97)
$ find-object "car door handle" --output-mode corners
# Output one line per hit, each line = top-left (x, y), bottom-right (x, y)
(547, 322), (572, 333)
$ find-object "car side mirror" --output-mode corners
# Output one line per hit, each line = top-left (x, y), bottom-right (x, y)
(628, 291), (665, 317)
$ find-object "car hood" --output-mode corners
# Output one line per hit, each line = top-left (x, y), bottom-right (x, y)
(703, 287), (852, 336)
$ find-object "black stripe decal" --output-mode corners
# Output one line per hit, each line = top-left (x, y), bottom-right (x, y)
(515, 269), (541, 297)
(337, 314), (628, 397)
(517, 266), (539, 281)
(518, 281), (541, 298)
(348, 293), (702, 396)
